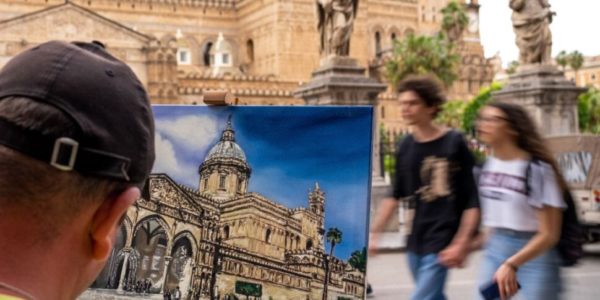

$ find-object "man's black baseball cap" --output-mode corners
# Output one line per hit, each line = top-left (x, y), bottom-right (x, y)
(0, 40), (155, 185)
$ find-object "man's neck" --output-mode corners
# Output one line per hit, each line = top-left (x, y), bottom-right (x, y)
(0, 221), (78, 300)
(412, 122), (446, 143)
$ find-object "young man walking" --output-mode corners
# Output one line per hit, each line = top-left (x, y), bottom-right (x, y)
(370, 76), (480, 300)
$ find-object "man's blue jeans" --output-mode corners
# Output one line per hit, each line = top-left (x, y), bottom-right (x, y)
(407, 251), (448, 300)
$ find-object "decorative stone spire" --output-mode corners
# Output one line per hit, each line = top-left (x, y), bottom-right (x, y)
(309, 182), (325, 217)
(221, 115), (235, 142)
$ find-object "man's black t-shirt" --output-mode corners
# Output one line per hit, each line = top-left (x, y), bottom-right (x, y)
(393, 130), (479, 254)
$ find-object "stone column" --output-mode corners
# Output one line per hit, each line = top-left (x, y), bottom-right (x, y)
(117, 248), (131, 294)
(159, 256), (173, 293)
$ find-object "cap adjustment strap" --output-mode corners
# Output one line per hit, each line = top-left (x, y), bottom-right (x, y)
(0, 118), (132, 182)
(50, 137), (79, 171)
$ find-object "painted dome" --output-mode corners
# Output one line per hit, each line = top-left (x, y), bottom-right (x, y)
(204, 118), (246, 162)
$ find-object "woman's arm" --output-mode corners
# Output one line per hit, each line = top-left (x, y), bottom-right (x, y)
(494, 206), (562, 299)
(506, 206), (562, 266)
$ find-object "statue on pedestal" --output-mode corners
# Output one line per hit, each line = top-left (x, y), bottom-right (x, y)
(510, 0), (555, 64)
(316, 0), (358, 57)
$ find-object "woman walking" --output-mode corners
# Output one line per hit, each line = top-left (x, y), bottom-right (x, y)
(475, 102), (566, 300)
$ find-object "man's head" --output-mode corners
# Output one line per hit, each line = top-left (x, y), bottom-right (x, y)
(0, 41), (155, 298)
(396, 75), (446, 126)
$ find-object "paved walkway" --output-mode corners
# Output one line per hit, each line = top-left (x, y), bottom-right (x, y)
(367, 244), (600, 300)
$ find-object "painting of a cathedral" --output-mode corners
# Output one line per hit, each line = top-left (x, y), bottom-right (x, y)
(84, 106), (373, 300)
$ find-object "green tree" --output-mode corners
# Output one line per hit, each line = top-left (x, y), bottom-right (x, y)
(578, 87), (600, 134)
(506, 60), (519, 74)
(441, 0), (469, 42)
(556, 50), (569, 71)
(322, 228), (343, 300)
(461, 82), (503, 135)
(385, 1), (467, 87)
(437, 100), (468, 128)
(385, 34), (459, 87)
(348, 247), (367, 274)
(569, 50), (584, 80)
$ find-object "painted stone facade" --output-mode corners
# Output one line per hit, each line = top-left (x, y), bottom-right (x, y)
(82, 120), (364, 300)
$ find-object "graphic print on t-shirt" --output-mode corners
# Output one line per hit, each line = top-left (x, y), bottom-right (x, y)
(479, 171), (527, 196)
(417, 156), (451, 202)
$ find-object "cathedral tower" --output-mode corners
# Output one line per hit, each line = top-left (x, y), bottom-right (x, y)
(198, 117), (251, 200)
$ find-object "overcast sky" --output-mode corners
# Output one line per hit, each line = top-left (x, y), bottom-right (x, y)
(479, 0), (599, 66)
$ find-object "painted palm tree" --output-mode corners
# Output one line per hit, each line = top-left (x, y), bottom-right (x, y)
(348, 247), (367, 274)
(322, 227), (342, 300)
(441, 1), (469, 42)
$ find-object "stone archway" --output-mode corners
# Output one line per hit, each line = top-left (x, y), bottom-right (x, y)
(164, 234), (195, 297)
(131, 217), (169, 293)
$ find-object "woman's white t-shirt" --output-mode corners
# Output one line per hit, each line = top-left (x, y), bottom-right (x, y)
(479, 156), (566, 232)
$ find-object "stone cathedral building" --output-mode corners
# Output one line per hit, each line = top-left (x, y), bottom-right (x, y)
(0, 0), (493, 135)
(82, 120), (365, 300)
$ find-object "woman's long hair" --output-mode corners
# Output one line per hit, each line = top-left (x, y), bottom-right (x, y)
(486, 101), (569, 192)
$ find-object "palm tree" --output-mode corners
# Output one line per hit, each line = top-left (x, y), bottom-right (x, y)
(322, 227), (342, 300)
(569, 50), (584, 84)
(556, 50), (569, 71)
(385, 34), (459, 87)
(441, 1), (469, 42)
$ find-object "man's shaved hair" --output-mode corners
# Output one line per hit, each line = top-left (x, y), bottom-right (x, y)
(0, 97), (127, 239)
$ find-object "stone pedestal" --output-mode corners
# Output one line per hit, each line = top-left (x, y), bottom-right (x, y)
(493, 65), (586, 136)
(294, 56), (386, 106)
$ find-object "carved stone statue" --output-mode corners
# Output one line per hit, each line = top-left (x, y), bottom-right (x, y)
(316, 0), (358, 57)
(510, 0), (554, 64)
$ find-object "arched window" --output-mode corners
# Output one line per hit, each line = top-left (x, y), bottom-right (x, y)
(223, 225), (230, 239)
(391, 32), (397, 44)
(219, 174), (226, 189)
(306, 239), (313, 250)
(246, 39), (254, 63)
(237, 178), (243, 193)
(203, 42), (213, 66)
(265, 229), (272, 243)
(375, 32), (382, 58)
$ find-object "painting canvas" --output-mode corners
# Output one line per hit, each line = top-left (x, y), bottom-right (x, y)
(86, 106), (373, 300)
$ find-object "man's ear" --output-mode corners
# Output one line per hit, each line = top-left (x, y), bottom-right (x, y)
(89, 186), (139, 261)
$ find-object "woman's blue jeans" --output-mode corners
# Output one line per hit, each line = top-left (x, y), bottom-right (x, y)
(477, 228), (562, 300)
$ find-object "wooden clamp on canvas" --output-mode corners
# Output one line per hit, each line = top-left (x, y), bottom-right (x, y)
(202, 90), (235, 106)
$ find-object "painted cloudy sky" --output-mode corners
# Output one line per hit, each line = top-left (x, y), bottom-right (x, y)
(151, 105), (373, 260)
